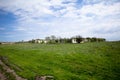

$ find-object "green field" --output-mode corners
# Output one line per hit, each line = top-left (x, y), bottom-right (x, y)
(0, 42), (120, 80)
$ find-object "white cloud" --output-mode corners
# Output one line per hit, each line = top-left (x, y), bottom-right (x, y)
(80, 2), (120, 17)
(0, 0), (120, 41)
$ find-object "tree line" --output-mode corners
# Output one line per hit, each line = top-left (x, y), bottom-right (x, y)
(28, 35), (106, 44)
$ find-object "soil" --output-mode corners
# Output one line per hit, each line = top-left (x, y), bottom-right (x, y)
(0, 72), (7, 80)
(0, 60), (27, 80)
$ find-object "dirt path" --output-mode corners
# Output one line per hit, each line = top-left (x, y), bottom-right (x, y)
(0, 60), (27, 80)
(0, 72), (7, 80)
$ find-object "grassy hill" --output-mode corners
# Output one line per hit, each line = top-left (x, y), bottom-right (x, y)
(0, 42), (120, 80)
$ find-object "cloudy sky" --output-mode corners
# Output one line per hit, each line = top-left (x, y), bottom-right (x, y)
(0, 0), (120, 42)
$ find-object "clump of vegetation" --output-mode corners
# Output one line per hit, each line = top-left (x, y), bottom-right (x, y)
(0, 42), (120, 80)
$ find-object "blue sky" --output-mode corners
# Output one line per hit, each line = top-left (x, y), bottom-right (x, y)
(0, 0), (120, 42)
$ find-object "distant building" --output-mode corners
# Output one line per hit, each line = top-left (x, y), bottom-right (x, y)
(72, 38), (88, 44)
(44, 40), (48, 44)
(72, 38), (77, 43)
(0, 42), (15, 44)
(34, 39), (43, 43)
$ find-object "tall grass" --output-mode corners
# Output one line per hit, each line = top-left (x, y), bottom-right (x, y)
(0, 42), (120, 80)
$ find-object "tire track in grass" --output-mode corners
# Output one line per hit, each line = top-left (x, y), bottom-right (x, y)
(0, 59), (27, 80)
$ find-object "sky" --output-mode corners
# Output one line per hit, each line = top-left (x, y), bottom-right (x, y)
(0, 0), (120, 42)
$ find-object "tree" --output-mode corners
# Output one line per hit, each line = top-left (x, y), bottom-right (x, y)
(50, 35), (57, 44)
(31, 39), (35, 43)
(45, 36), (51, 43)
(66, 38), (72, 43)
(50, 35), (56, 40)
(91, 37), (97, 42)
(86, 37), (91, 42)
(75, 35), (83, 43)
(45, 37), (50, 41)
(98, 38), (106, 42)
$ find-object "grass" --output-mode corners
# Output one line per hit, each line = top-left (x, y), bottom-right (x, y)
(0, 58), (16, 80)
(0, 42), (120, 80)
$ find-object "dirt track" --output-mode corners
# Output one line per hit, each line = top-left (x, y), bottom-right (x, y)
(0, 60), (27, 80)
(0, 72), (6, 80)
